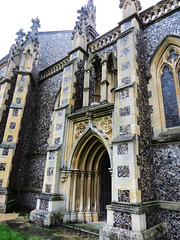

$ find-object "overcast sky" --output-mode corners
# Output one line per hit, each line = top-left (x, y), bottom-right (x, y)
(0, 0), (158, 59)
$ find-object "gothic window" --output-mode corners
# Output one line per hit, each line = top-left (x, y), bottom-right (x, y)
(108, 53), (117, 102)
(149, 37), (180, 137)
(89, 55), (102, 104)
(161, 64), (180, 128)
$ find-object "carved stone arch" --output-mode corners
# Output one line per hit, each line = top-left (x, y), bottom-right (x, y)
(66, 123), (112, 222)
(159, 62), (173, 77)
(88, 52), (103, 67)
(68, 124), (112, 170)
(150, 35), (180, 66)
(107, 51), (117, 71)
(176, 58), (180, 73)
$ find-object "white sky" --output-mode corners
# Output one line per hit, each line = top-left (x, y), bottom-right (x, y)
(0, 0), (158, 59)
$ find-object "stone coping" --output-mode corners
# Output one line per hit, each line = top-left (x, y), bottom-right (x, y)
(152, 127), (180, 143)
(68, 103), (114, 120)
(114, 82), (135, 92)
(47, 144), (62, 151)
(112, 134), (135, 143)
(16, 70), (32, 75)
(0, 77), (15, 85)
(38, 193), (64, 201)
(0, 142), (16, 149)
(10, 103), (23, 109)
(109, 200), (180, 214)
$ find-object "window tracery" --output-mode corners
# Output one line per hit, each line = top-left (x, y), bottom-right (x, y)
(149, 37), (180, 138)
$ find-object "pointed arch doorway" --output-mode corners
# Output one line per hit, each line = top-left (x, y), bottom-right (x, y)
(69, 130), (111, 223)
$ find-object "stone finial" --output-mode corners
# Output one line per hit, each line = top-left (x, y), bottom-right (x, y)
(72, 0), (97, 43)
(26, 17), (40, 43)
(10, 28), (26, 59)
(87, 0), (96, 28)
(119, 0), (142, 19)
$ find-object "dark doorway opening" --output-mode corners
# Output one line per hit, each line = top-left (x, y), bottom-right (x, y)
(100, 153), (111, 221)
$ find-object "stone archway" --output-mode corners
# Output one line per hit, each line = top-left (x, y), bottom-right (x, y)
(68, 130), (112, 223)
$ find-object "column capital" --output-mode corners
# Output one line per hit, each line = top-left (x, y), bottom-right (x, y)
(94, 171), (99, 176)
(87, 170), (93, 176)
(73, 169), (79, 176)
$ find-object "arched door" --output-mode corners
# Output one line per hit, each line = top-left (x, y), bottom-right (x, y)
(69, 130), (112, 223)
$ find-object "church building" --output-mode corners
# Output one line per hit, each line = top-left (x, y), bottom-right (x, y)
(0, 0), (179, 239)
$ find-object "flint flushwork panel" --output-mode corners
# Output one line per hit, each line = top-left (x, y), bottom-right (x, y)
(117, 166), (130, 177)
(117, 144), (128, 155)
(113, 211), (132, 230)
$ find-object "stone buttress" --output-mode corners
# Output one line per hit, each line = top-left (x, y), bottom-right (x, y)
(0, 19), (40, 212)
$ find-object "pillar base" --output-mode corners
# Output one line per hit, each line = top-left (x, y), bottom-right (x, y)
(70, 212), (77, 222)
(63, 212), (71, 223)
(92, 212), (98, 222)
(77, 212), (85, 222)
(85, 212), (92, 222)
(30, 209), (63, 227)
(100, 223), (167, 240)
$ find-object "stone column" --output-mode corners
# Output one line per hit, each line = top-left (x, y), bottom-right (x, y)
(71, 170), (78, 212)
(83, 61), (90, 107)
(92, 171), (99, 222)
(66, 171), (72, 212)
(79, 171), (85, 212)
(71, 170), (78, 222)
(96, 173), (100, 213)
(101, 60), (109, 102)
(109, 168), (113, 200)
(85, 171), (92, 222)
(93, 171), (99, 212)
(77, 170), (86, 222)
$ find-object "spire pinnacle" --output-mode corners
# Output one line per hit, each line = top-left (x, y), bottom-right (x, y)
(119, 0), (142, 19)
(72, 0), (98, 44)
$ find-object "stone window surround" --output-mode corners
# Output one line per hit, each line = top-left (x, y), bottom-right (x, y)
(149, 37), (180, 139)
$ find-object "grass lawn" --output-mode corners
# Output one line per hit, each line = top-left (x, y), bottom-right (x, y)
(0, 224), (38, 240)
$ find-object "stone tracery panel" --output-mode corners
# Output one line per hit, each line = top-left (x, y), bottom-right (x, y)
(74, 122), (88, 140)
(93, 116), (112, 142)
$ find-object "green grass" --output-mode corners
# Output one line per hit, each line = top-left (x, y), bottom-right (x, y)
(0, 224), (38, 240)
